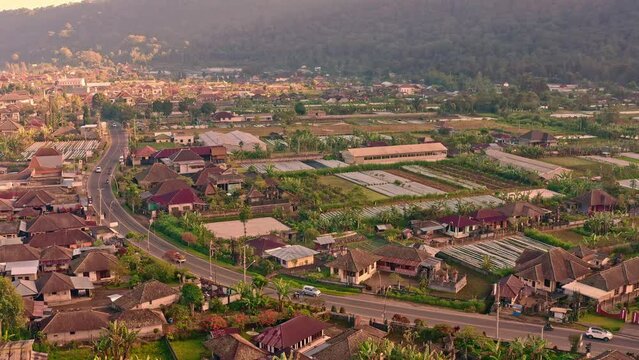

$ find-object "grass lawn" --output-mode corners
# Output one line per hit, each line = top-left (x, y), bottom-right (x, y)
(170, 333), (208, 360)
(276, 274), (361, 296)
(48, 340), (172, 360)
(580, 313), (625, 332)
(550, 229), (585, 245)
(541, 157), (612, 176)
(347, 237), (389, 252)
(48, 347), (92, 360)
(138, 141), (180, 150)
(429, 263), (494, 301)
(318, 175), (387, 202)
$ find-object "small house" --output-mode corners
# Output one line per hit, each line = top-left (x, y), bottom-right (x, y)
(327, 249), (380, 285)
(264, 245), (318, 269)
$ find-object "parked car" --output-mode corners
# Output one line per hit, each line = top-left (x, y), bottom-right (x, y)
(301, 285), (321, 297)
(95, 166), (102, 173)
(164, 250), (186, 264)
(585, 327), (613, 341)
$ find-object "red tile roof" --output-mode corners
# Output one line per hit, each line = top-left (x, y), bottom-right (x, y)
(149, 188), (204, 207)
(254, 315), (329, 350)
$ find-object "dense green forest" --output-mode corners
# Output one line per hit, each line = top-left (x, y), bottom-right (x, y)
(1, 0), (638, 83)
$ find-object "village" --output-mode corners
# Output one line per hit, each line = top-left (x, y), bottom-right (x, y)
(1, 62), (639, 360)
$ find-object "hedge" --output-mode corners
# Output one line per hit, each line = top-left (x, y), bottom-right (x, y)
(385, 291), (489, 313)
(524, 228), (572, 250)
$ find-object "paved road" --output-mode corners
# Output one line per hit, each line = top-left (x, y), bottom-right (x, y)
(88, 125), (639, 355)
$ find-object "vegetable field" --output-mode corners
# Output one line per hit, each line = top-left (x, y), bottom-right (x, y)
(440, 235), (554, 272)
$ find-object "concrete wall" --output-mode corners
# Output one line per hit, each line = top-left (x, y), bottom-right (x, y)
(131, 294), (179, 310)
(281, 255), (314, 269)
(46, 329), (103, 344)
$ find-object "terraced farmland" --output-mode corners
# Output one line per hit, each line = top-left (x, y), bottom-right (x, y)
(440, 235), (554, 272)
(428, 163), (523, 189)
(22, 140), (101, 160)
(320, 194), (503, 220)
(336, 170), (445, 197)
(402, 165), (486, 190)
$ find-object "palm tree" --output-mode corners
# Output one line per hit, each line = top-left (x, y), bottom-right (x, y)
(272, 278), (292, 310)
(93, 321), (139, 360)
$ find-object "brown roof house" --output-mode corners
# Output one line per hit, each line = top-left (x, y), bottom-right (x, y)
(518, 130), (557, 147)
(264, 245), (318, 269)
(495, 201), (551, 228)
(572, 189), (617, 214)
(27, 148), (63, 184)
(246, 235), (286, 257)
(204, 333), (268, 360)
(497, 274), (526, 305)
(303, 328), (383, 360)
(40, 310), (110, 344)
(39, 245), (73, 272)
(0, 244), (41, 263)
(131, 145), (157, 166)
(113, 280), (179, 311)
(563, 257), (639, 304)
(162, 149), (205, 174)
(24, 213), (87, 236)
(134, 163), (180, 188)
(35, 272), (94, 303)
(13, 189), (55, 211)
(255, 315), (329, 355)
(327, 249), (380, 285)
(374, 245), (442, 278)
(27, 229), (94, 249)
(514, 248), (592, 293)
(70, 250), (119, 283)
(116, 309), (167, 339)
(569, 245), (610, 269)
(438, 215), (480, 239)
(147, 188), (206, 215)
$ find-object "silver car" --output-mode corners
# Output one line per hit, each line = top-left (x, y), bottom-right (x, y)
(585, 327), (613, 341)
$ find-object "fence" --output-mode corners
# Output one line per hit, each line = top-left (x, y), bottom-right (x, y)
(596, 303), (626, 320)
(163, 337), (178, 360)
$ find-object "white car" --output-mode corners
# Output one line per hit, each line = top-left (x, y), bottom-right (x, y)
(301, 285), (321, 297)
(95, 166), (102, 173)
(585, 327), (613, 341)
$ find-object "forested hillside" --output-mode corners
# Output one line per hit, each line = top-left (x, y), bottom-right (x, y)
(1, 0), (638, 83)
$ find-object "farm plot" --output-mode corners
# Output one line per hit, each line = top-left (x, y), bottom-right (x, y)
(428, 163), (523, 189)
(580, 155), (630, 167)
(336, 170), (445, 197)
(485, 149), (571, 180)
(440, 235), (554, 272)
(22, 140), (101, 160)
(402, 165), (486, 190)
(242, 160), (314, 173)
(306, 159), (349, 169)
(320, 194), (503, 221)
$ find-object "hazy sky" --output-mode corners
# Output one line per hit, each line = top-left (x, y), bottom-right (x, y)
(0, 0), (83, 11)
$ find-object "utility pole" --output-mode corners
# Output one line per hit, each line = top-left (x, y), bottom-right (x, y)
(98, 188), (103, 226)
(496, 283), (501, 341)
(209, 238), (213, 280)
(242, 245), (247, 283)
(147, 219), (152, 252)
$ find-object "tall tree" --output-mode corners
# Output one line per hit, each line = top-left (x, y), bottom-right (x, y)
(0, 277), (25, 336)
(93, 321), (139, 360)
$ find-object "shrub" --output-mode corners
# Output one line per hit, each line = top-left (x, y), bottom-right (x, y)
(524, 228), (572, 250)
(339, 306), (346, 314)
(331, 305), (337, 313)
(258, 310), (279, 326)
(201, 315), (228, 331)
(232, 313), (249, 329)
(181, 232), (197, 246)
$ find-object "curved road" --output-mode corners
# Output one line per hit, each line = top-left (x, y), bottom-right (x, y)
(88, 126), (639, 355)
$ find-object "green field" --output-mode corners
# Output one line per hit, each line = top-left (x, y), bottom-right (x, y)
(347, 237), (389, 252)
(318, 175), (388, 202)
(171, 333), (209, 360)
(541, 157), (611, 175)
(551, 229), (586, 245)
(580, 313), (625, 332)
(48, 340), (172, 360)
